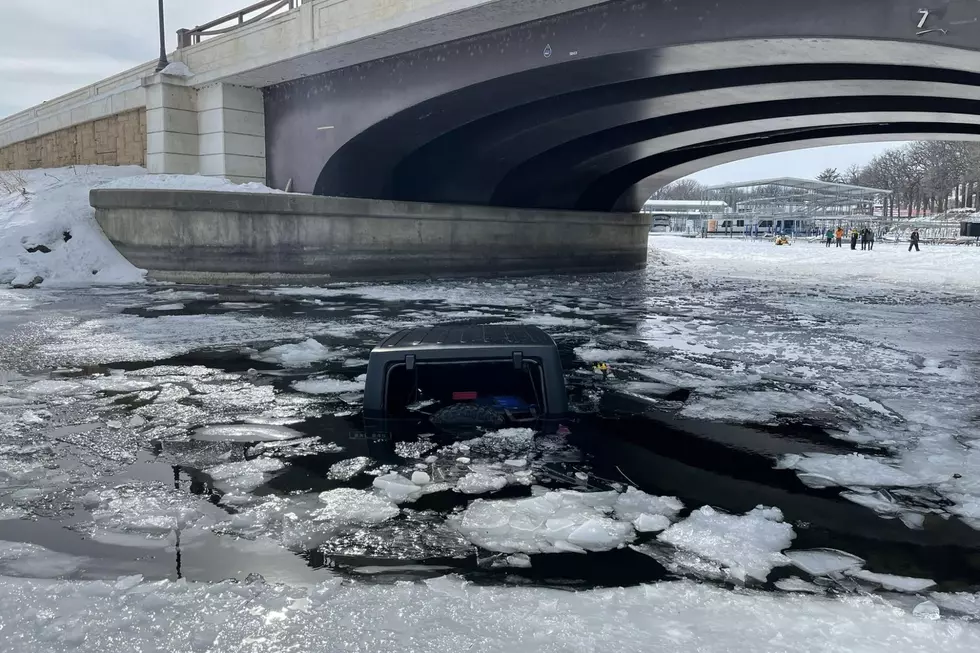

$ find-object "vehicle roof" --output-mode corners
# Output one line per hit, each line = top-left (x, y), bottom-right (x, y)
(374, 324), (557, 352)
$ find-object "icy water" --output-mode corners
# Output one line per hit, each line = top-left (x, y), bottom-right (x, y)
(1, 238), (980, 608)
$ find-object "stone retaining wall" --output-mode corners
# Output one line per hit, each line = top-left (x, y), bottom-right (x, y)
(0, 109), (146, 171)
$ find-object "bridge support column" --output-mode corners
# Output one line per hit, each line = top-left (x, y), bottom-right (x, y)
(143, 73), (266, 185)
(144, 73), (198, 176)
(196, 84), (266, 185)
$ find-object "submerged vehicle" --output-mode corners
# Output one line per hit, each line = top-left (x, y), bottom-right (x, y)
(363, 324), (568, 435)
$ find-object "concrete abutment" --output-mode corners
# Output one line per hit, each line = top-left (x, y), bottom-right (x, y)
(90, 189), (650, 284)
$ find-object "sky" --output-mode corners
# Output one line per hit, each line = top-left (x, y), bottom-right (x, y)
(0, 2), (908, 182)
(0, 1), (247, 119)
(686, 141), (910, 186)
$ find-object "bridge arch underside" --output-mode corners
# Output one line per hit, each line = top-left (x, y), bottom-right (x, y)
(307, 39), (980, 213)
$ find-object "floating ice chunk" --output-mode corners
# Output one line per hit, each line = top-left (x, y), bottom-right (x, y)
(567, 518), (632, 550)
(205, 457), (285, 491)
(327, 456), (370, 481)
(406, 399), (437, 411)
(0, 541), (86, 578)
(930, 591), (980, 617)
(774, 577), (826, 594)
(658, 505), (794, 582)
(252, 339), (336, 367)
(504, 459), (526, 468)
(292, 377), (363, 394)
(613, 487), (683, 522)
(313, 488), (399, 525)
(845, 569), (936, 592)
(785, 548), (865, 576)
(90, 483), (211, 535)
(913, 600), (941, 620)
(114, 574), (143, 591)
(192, 423), (302, 442)
(411, 471), (431, 486)
(21, 379), (85, 395)
(505, 553), (532, 568)
(574, 347), (645, 363)
(373, 473), (424, 503)
(456, 457), (471, 464)
(633, 514), (671, 532)
(777, 453), (920, 488)
(147, 303), (184, 311)
(456, 491), (635, 554)
(0, 506), (28, 520)
(455, 471), (508, 495)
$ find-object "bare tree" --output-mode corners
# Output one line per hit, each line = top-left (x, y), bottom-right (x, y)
(650, 178), (705, 200)
(817, 167), (843, 183)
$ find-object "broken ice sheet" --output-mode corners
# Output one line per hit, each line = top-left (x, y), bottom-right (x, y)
(657, 505), (795, 582)
(455, 490), (633, 554)
(192, 423), (302, 442)
(204, 457), (285, 492)
(784, 548), (865, 576)
(845, 569), (936, 593)
(327, 456), (371, 481)
(777, 453), (921, 488)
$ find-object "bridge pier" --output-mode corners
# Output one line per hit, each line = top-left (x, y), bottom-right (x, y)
(144, 71), (266, 185)
(90, 189), (651, 284)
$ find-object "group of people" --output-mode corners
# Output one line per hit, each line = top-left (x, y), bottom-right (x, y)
(823, 226), (922, 251)
(825, 227), (875, 250)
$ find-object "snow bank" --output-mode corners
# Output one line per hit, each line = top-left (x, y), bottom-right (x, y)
(252, 338), (337, 367)
(100, 173), (285, 195)
(1, 575), (977, 652)
(0, 166), (146, 286)
(653, 235), (980, 292)
(0, 166), (295, 287)
(657, 506), (795, 582)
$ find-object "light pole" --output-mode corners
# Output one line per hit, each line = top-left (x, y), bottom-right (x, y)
(155, 0), (169, 72)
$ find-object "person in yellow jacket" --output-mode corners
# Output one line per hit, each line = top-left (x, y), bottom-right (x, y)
(834, 227), (844, 248)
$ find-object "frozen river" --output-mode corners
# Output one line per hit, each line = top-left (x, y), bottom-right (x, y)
(2, 235), (980, 650)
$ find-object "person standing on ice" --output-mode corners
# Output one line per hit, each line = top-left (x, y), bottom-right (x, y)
(835, 226), (844, 247)
(825, 228), (834, 247)
(909, 229), (920, 252)
(860, 227), (871, 251)
(850, 228), (859, 250)
(867, 228), (875, 251)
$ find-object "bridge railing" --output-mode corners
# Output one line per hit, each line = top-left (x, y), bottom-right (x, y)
(177, 0), (303, 48)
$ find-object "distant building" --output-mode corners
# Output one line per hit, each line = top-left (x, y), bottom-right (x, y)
(641, 199), (730, 232)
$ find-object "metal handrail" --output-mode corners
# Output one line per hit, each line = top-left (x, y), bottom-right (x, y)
(177, 0), (301, 48)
